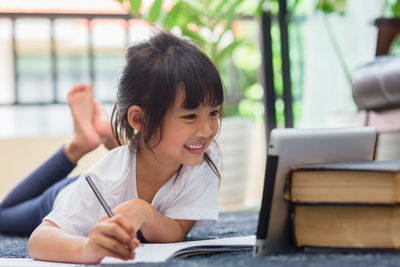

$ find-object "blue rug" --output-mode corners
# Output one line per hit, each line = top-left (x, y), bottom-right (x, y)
(1, 211), (400, 266)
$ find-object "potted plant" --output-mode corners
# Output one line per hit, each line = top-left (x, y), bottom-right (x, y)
(317, 0), (400, 55)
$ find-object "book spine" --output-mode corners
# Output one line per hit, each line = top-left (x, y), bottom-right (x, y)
(290, 204), (299, 247)
(293, 204), (400, 249)
(283, 169), (293, 201)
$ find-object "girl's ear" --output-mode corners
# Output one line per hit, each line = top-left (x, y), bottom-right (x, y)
(127, 105), (144, 132)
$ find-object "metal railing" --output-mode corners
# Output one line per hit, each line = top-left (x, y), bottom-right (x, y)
(0, 11), (133, 105)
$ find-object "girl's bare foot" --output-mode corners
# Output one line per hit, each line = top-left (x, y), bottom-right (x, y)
(65, 84), (101, 163)
(93, 100), (119, 150)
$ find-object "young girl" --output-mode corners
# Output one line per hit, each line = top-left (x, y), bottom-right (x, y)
(11, 31), (223, 264)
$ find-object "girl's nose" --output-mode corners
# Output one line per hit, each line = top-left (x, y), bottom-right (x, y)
(197, 119), (213, 137)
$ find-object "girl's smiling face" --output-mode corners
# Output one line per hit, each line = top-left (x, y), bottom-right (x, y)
(151, 85), (221, 169)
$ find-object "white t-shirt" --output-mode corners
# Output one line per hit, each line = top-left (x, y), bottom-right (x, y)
(43, 142), (220, 237)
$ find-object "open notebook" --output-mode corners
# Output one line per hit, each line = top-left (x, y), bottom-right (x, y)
(103, 235), (255, 264)
(0, 235), (255, 266)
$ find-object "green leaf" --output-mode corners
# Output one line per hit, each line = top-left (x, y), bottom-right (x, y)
(389, 34), (400, 54)
(148, 0), (162, 23)
(162, 1), (205, 30)
(391, 0), (400, 17)
(177, 1), (209, 26)
(116, 0), (124, 3)
(211, 0), (229, 18)
(288, 0), (301, 13)
(163, 1), (182, 29)
(181, 28), (207, 48)
(255, 0), (263, 17)
(215, 40), (242, 67)
(129, 0), (142, 14)
(216, 0), (243, 23)
(316, 0), (347, 15)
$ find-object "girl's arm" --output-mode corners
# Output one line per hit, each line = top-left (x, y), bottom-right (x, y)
(28, 217), (139, 264)
(142, 210), (196, 243)
(109, 199), (196, 243)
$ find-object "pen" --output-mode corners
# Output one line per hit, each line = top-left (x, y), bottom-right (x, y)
(85, 175), (114, 218)
(85, 176), (137, 254)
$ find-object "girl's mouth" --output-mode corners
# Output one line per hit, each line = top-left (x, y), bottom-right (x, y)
(184, 144), (206, 155)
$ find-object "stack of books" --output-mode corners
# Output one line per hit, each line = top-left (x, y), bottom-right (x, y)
(285, 160), (400, 249)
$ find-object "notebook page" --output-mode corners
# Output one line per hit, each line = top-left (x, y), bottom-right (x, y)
(102, 235), (255, 264)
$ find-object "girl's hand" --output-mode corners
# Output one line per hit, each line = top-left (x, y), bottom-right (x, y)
(82, 214), (140, 264)
(98, 199), (194, 243)
(99, 199), (151, 236)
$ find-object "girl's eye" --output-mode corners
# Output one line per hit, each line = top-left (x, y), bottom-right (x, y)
(183, 114), (197, 120)
(210, 110), (220, 117)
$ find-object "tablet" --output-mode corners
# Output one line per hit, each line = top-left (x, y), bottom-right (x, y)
(253, 127), (377, 255)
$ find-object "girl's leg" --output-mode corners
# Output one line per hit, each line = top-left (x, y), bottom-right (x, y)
(64, 84), (102, 163)
(0, 177), (78, 236)
(0, 85), (102, 208)
(0, 147), (76, 208)
(0, 84), (116, 235)
(94, 100), (119, 150)
(0, 84), (99, 208)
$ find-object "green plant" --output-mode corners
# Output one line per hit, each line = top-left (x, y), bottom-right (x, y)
(316, 0), (400, 17)
(315, 0), (347, 15)
(116, 0), (265, 120)
(388, 0), (400, 16)
(119, 0), (247, 68)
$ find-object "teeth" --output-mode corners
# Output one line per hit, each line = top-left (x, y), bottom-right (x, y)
(186, 144), (203, 150)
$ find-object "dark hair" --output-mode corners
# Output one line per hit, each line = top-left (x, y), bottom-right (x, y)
(111, 30), (224, 179)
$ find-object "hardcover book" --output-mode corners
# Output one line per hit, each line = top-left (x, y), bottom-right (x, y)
(292, 205), (400, 249)
(286, 160), (400, 204)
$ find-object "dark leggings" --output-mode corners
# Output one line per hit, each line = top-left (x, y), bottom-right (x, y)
(0, 147), (78, 236)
